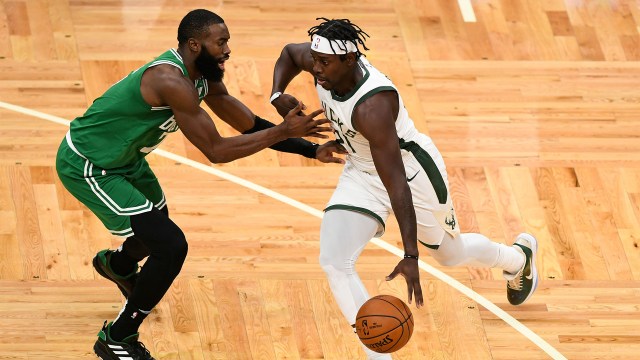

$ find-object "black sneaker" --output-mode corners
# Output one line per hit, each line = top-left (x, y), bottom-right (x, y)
(94, 321), (154, 360)
(504, 233), (538, 305)
(93, 249), (138, 298)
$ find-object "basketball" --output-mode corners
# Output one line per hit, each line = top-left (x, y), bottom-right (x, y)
(355, 295), (414, 353)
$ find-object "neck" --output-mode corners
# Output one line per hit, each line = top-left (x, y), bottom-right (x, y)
(176, 46), (201, 81)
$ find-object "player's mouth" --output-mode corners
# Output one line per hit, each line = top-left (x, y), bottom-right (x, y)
(316, 76), (328, 87)
(218, 56), (229, 70)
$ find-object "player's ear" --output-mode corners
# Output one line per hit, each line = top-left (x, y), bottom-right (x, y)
(188, 38), (199, 53)
(345, 52), (357, 66)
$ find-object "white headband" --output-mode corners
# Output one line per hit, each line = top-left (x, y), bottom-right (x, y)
(310, 34), (358, 55)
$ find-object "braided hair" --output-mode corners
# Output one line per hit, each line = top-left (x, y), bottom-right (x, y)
(308, 17), (370, 59)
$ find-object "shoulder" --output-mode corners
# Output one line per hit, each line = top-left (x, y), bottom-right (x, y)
(354, 90), (397, 116)
(144, 64), (193, 92)
(285, 42), (314, 71)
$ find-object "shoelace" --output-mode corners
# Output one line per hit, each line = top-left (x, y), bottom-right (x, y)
(132, 341), (152, 360)
(120, 340), (152, 360)
(507, 270), (524, 291)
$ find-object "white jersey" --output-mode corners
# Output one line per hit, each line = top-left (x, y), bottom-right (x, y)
(318, 57), (459, 245)
(316, 57), (425, 175)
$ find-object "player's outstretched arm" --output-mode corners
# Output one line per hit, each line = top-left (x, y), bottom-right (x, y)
(203, 80), (332, 160)
(147, 66), (330, 163)
(355, 91), (424, 308)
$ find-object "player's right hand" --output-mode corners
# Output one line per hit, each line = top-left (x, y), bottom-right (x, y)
(386, 258), (424, 308)
(282, 102), (331, 139)
(273, 93), (304, 117)
(316, 140), (347, 164)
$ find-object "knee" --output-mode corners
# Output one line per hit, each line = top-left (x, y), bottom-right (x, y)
(319, 252), (356, 275)
(167, 228), (188, 264)
(150, 223), (188, 267)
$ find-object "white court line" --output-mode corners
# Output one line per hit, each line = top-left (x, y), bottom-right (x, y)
(0, 100), (566, 360)
(457, 0), (477, 22)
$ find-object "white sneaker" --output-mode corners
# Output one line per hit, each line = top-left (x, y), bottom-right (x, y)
(503, 233), (538, 305)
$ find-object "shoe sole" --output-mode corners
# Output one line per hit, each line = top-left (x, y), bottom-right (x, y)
(516, 233), (538, 305)
(92, 255), (131, 299)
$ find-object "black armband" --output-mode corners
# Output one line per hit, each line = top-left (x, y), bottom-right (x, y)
(404, 254), (419, 260)
(243, 115), (319, 159)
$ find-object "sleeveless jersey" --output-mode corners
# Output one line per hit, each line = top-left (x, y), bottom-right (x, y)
(67, 48), (209, 169)
(316, 57), (425, 174)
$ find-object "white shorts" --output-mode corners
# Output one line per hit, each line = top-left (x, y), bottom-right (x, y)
(325, 137), (460, 248)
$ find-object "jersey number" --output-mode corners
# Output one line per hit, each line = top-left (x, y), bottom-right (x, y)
(139, 115), (178, 154)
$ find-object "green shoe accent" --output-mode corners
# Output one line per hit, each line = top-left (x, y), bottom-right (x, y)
(97, 249), (137, 279)
(94, 320), (153, 359)
(93, 249), (138, 298)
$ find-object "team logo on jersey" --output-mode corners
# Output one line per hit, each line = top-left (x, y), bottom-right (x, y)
(444, 209), (456, 230)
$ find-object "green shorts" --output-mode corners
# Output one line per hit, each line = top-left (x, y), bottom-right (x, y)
(55, 135), (166, 237)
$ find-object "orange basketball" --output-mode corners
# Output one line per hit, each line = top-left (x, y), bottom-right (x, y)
(355, 294), (414, 353)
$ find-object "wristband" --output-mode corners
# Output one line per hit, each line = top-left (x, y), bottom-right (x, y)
(244, 116), (319, 158)
(269, 92), (282, 103)
(404, 254), (419, 260)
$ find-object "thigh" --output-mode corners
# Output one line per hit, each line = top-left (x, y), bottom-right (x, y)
(325, 163), (389, 237)
(403, 146), (460, 248)
(56, 141), (153, 237)
(320, 209), (380, 264)
(127, 158), (166, 210)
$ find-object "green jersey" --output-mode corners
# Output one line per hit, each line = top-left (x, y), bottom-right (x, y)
(68, 48), (208, 169)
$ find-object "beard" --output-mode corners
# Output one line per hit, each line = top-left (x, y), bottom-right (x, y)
(194, 45), (226, 82)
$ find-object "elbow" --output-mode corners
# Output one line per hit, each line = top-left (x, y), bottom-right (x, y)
(207, 153), (233, 164)
(204, 140), (237, 164)
(281, 44), (293, 57)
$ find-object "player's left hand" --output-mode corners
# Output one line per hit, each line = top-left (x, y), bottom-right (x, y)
(386, 258), (424, 308)
(315, 140), (347, 164)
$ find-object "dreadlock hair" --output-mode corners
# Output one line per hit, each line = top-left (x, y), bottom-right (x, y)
(307, 17), (370, 60)
(177, 9), (224, 45)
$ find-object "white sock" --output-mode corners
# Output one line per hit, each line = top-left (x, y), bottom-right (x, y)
(496, 244), (525, 274)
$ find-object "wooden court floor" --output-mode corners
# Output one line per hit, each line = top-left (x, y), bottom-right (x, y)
(1, 0), (639, 359)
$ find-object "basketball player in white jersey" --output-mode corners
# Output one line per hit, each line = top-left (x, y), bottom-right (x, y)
(270, 18), (539, 359)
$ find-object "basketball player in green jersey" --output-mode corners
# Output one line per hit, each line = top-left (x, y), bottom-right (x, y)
(56, 9), (336, 360)
(270, 18), (539, 359)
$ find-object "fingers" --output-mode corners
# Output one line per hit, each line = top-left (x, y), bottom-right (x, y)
(406, 281), (413, 305)
(312, 118), (331, 125)
(414, 284), (424, 308)
(312, 124), (332, 132)
(290, 101), (304, 113)
(318, 155), (345, 164)
(286, 101), (304, 117)
(306, 133), (329, 139)
(385, 268), (399, 281)
(308, 108), (325, 118)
